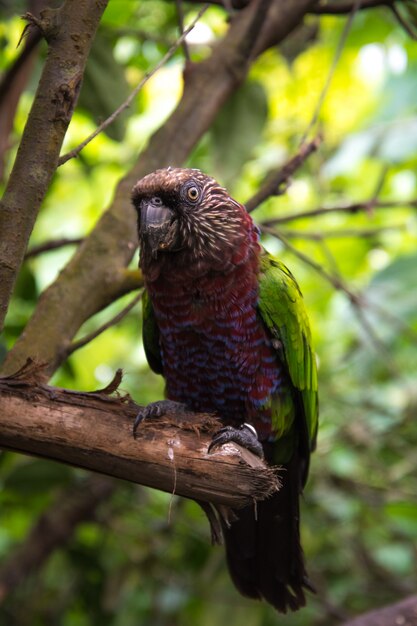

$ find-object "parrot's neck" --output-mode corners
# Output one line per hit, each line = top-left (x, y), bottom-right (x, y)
(144, 216), (261, 302)
(141, 207), (259, 284)
(143, 220), (281, 436)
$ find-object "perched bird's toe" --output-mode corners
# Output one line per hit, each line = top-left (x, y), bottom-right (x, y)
(133, 400), (189, 438)
(208, 423), (264, 458)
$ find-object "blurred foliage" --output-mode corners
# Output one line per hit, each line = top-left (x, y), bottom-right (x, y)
(1, 1), (417, 625)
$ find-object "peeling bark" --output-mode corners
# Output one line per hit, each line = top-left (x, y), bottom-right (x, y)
(0, 373), (280, 509)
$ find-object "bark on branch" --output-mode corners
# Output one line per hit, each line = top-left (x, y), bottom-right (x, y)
(0, 373), (280, 509)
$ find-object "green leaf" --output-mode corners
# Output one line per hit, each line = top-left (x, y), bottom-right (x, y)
(385, 501), (417, 536)
(209, 80), (268, 187)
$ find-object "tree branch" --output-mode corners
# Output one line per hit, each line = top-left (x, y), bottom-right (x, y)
(0, 372), (279, 509)
(389, 3), (417, 39)
(3, 0), (314, 377)
(263, 198), (417, 225)
(0, 0), (108, 333)
(65, 290), (143, 357)
(0, 0), (45, 182)
(301, 0), (361, 144)
(275, 224), (404, 240)
(340, 595), (417, 626)
(310, 0), (395, 13)
(261, 226), (417, 355)
(24, 237), (83, 259)
(173, 0), (396, 14)
(175, 0), (191, 62)
(245, 134), (322, 213)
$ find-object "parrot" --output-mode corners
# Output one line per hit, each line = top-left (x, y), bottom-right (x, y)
(131, 167), (318, 613)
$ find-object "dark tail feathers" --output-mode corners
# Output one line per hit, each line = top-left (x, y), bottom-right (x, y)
(221, 455), (312, 613)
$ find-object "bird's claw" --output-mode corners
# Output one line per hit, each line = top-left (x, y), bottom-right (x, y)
(133, 400), (189, 438)
(208, 423), (264, 458)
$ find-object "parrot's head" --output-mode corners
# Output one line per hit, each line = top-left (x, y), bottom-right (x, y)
(132, 167), (257, 280)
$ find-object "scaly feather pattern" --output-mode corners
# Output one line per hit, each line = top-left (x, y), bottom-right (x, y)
(132, 167), (318, 613)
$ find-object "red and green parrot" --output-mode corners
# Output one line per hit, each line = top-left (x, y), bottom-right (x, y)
(131, 167), (318, 613)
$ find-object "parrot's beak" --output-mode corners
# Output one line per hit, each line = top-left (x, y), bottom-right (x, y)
(139, 200), (176, 257)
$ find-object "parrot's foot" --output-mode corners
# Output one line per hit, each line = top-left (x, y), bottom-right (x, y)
(208, 423), (264, 458)
(133, 400), (189, 438)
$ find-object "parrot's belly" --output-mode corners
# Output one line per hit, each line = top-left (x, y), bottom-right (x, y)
(158, 306), (282, 437)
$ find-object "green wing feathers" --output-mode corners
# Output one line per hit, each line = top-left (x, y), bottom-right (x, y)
(258, 252), (319, 455)
(142, 289), (163, 375)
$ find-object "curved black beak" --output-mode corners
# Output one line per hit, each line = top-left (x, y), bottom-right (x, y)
(139, 200), (175, 258)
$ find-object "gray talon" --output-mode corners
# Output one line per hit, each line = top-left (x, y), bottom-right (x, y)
(208, 423), (264, 458)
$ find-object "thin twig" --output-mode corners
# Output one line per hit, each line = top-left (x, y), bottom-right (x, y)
(0, 27), (41, 105)
(67, 290), (143, 356)
(262, 224), (356, 293)
(390, 3), (417, 39)
(310, 0), (394, 13)
(245, 135), (322, 213)
(261, 225), (417, 348)
(370, 163), (390, 207)
(300, 0), (363, 144)
(317, 237), (342, 277)
(25, 237), (83, 260)
(263, 198), (417, 225)
(114, 27), (175, 46)
(176, 0), (191, 62)
(276, 224), (405, 240)
(179, 0), (396, 12)
(351, 300), (399, 369)
(58, 5), (209, 166)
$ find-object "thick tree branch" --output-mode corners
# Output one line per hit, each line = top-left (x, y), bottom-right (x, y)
(341, 595), (417, 626)
(0, 474), (116, 603)
(0, 374), (280, 509)
(0, 0), (108, 333)
(3, 0), (315, 377)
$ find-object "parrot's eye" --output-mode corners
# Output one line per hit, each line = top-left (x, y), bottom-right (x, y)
(186, 186), (200, 202)
(152, 196), (163, 205)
